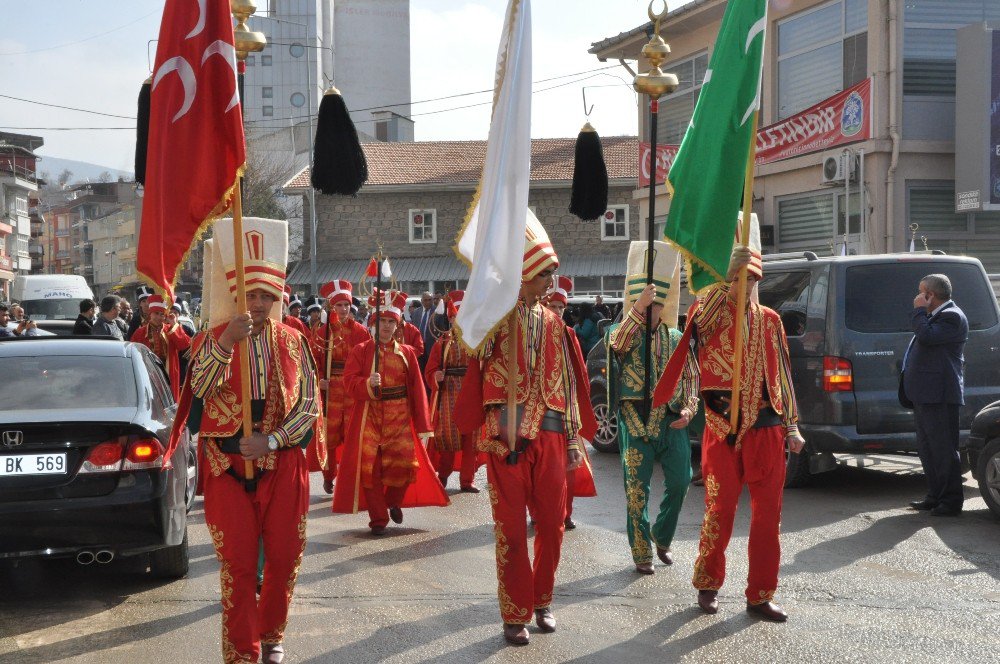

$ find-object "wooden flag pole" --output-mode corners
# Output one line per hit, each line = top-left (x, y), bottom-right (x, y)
(506, 308), (518, 460)
(728, 110), (760, 439)
(231, 179), (255, 480)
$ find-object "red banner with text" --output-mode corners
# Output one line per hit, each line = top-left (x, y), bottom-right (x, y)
(639, 78), (872, 187)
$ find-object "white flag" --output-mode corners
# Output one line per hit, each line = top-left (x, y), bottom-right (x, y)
(453, 0), (532, 352)
(381, 258), (392, 278)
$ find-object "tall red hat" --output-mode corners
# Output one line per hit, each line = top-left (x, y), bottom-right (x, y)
(546, 276), (573, 306)
(320, 279), (353, 306)
(367, 288), (402, 321)
(147, 294), (169, 311)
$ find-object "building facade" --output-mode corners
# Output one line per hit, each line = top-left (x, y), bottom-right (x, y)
(0, 133), (41, 300)
(590, 0), (1000, 271)
(283, 137), (640, 298)
(245, 0), (412, 175)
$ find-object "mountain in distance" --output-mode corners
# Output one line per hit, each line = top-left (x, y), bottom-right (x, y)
(35, 156), (133, 185)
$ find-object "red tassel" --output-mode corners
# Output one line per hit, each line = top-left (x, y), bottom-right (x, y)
(365, 258), (378, 278)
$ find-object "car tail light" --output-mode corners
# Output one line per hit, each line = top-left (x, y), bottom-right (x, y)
(122, 438), (164, 470)
(823, 356), (853, 392)
(80, 441), (124, 473)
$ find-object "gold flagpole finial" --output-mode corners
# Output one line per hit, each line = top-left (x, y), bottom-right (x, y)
(634, 1), (679, 98)
(231, 0), (266, 62)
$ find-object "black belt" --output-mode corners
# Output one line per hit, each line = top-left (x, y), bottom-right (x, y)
(329, 360), (345, 374)
(444, 366), (467, 376)
(496, 407), (565, 466)
(752, 406), (782, 429)
(379, 385), (408, 400)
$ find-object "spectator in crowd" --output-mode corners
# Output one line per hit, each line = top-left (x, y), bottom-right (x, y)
(0, 303), (37, 337)
(92, 295), (125, 340)
(594, 295), (612, 320)
(573, 302), (602, 356)
(73, 299), (96, 335)
(9, 302), (24, 322)
(128, 286), (153, 340)
(902, 273), (969, 517)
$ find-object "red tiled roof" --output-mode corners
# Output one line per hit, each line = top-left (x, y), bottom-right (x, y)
(284, 135), (638, 189)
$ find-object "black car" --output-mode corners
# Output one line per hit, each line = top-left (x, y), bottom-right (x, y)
(968, 400), (1000, 518)
(0, 337), (194, 577)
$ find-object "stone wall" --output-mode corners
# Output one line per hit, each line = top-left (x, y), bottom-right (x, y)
(305, 183), (637, 261)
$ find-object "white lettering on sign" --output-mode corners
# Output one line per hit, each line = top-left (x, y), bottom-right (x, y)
(956, 190), (981, 212)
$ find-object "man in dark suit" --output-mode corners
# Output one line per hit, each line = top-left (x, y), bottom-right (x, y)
(902, 273), (969, 516)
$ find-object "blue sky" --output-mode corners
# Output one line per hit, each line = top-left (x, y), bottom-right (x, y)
(0, 1), (669, 170)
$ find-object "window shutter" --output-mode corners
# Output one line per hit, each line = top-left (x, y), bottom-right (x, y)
(778, 194), (835, 247)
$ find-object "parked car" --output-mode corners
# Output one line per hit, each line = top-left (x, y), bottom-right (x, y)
(587, 318), (619, 453)
(758, 251), (1000, 487)
(0, 337), (195, 577)
(968, 400), (1000, 518)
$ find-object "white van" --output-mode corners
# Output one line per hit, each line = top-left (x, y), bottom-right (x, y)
(10, 275), (95, 335)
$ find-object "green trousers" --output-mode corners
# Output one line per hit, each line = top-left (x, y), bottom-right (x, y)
(619, 402), (692, 564)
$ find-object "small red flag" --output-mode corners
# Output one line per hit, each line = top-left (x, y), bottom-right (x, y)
(365, 258), (379, 278)
(138, 0), (245, 300)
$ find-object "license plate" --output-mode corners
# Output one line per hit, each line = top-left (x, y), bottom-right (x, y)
(0, 453), (67, 476)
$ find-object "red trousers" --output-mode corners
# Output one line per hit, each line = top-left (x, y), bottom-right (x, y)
(364, 448), (409, 529)
(436, 433), (477, 486)
(486, 430), (567, 625)
(565, 469), (577, 519)
(692, 425), (785, 605)
(204, 450), (309, 664)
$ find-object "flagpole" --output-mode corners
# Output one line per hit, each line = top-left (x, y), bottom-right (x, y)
(232, 1), (266, 481)
(643, 97), (659, 418)
(631, 2), (678, 419)
(728, 110), (760, 441)
(373, 250), (383, 394)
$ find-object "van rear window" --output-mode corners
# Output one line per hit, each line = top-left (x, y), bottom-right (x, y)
(845, 263), (998, 333)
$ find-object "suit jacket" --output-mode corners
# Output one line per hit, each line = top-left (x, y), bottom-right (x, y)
(903, 301), (968, 405)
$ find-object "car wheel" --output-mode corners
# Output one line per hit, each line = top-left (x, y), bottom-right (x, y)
(976, 439), (1000, 519)
(590, 392), (619, 454)
(149, 527), (189, 579)
(784, 443), (811, 488)
(185, 444), (198, 513)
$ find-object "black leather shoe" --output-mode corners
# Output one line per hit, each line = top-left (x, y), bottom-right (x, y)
(503, 623), (529, 645)
(534, 607), (556, 633)
(389, 506), (403, 524)
(909, 499), (937, 511)
(656, 546), (673, 565)
(438, 473), (448, 488)
(697, 590), (719, 614)
(746, 601), (788, 622)
(262, 642), (285, 663)
(370, 526), (386, 536)
(930, 505), (962, 517)
(634, 562), (654, 575)
(460, 484), (480, 493)
(564, 517), (576, 530)
(322, 479), (333, 495)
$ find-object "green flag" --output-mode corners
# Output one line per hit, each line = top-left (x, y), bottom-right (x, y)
(663, 0), (766, 294)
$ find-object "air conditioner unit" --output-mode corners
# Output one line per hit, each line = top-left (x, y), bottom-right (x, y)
(821, 153), (857, 185)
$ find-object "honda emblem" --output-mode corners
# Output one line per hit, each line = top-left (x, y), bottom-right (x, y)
(2, 431), (23, 447)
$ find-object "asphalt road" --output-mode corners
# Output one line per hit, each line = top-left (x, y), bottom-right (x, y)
(2, 449), (999, 663)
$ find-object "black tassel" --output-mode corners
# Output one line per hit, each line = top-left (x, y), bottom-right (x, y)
(134, 77), (151, 186)
(311, 87), (369, 196)
(568, 122), (609, 221)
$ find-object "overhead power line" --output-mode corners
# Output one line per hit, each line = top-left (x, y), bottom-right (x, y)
(0, 9), (160, 56)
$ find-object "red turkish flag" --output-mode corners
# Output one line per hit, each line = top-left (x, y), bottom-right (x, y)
(138, 0), (245, 300)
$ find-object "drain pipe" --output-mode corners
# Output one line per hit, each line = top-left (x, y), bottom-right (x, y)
(885, 0), (901, 253)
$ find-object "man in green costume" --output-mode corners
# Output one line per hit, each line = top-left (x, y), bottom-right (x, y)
(606, 240), (699, 575)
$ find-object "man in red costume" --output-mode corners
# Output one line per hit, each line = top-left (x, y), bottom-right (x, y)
(390, 290), (425, 356)
(425, 290), (483, 492)
(457, 225), (596, 646)
(663, 232), (804, 622)
(332, 293), (448, 534)
(281, 286), (308, 337)
(542, 276), (598, 530)
(130, 294), (191, 400)
(313, 279), (370, 494)
(170, 216), (319, 663)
